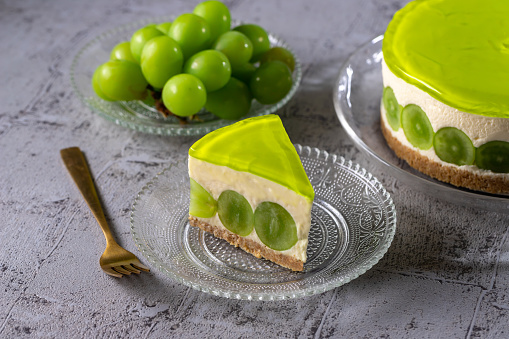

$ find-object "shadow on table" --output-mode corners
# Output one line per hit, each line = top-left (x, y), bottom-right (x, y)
(374, 188), (509, 289)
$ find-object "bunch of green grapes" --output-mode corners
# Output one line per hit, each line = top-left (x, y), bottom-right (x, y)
(92, 0), (296, 120)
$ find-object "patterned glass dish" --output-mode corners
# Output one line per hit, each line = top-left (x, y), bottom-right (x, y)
(333, 36), (509, 213)
(70, 16), (301, 136)
(130, 145), (396, 300)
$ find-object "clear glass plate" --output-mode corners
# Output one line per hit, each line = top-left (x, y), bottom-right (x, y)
(130, 145), (396, 300)
(70, 16), (301, 136)
(333, 36), (509, 213)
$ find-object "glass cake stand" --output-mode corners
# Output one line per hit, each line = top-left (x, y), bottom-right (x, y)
(71, 16), (301, 136)
(333, 35), (509, 213)
(130, 145), (397, 300)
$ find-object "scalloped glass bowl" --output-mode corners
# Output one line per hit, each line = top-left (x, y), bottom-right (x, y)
(333, 36), (509, 213)
(70, 16), (301, 136)
(130, 145), (397, 300)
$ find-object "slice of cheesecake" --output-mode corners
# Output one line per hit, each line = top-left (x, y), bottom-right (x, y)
(188, 114), (314, 271)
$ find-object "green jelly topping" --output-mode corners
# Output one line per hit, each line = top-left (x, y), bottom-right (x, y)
(189, 114), (314, 201)
(383, 0), (509, 118)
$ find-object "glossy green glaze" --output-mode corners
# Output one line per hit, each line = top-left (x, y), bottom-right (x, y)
(189, 114), (315, 201)
(383, 0), (509, 118)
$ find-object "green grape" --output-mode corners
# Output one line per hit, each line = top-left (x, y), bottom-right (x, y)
(92, 65), (114, 101)
(183, 50), (231, 92)
(217, 190), (254, 236)
(233, 24), (270, 62)
(189, 178), (217, 218)
(96, 60), (148, 101)
(162, 74), (207, 117)
(130, 25), (163, 63)
(250, 60), (292, 105)
(193, 0), (231, 44)
(141, 36), (184, 90)
(401, 104), (434, 150)
(259, 47), (295, 72)
(110, 41), (136, 63)
(254, 202), (298, 251)
(156, 21), (172, 35)
(433, 127), (475, 166)
(205, 77), (252, 119)
(213, 31), (253, 70)
(168, 13), (211, 60)
(383, 86), (402, 131)
(476, 141), (509, 173)
(231, 62), (256, 84)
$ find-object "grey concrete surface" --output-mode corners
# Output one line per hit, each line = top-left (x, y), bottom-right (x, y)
(1, 0), (508, 338)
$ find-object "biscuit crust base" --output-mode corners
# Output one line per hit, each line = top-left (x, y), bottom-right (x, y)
(380, 114), (509, 194)
(189, 216), (304, 271)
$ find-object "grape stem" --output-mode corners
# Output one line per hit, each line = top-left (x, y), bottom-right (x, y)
(150, 89), (192, 124)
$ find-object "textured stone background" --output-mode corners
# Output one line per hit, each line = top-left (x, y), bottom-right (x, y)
(1, 0), (509, 338)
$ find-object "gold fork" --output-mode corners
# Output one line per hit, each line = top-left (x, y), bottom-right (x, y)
(60, 147), (149, 278)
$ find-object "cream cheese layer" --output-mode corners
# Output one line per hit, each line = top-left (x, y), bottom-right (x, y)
(188, 156), (312, 263)
(382, 60), (509, 147)
(383, 0), (509, 119)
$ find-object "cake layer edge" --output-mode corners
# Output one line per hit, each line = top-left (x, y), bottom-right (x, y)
(380, 110), (509, 194)
(189, 216), (304, 271)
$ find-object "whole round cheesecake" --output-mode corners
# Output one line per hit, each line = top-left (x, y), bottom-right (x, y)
(381, 0), (509, 194)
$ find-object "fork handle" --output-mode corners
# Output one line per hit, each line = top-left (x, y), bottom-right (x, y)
(60, 147), (116, 245)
